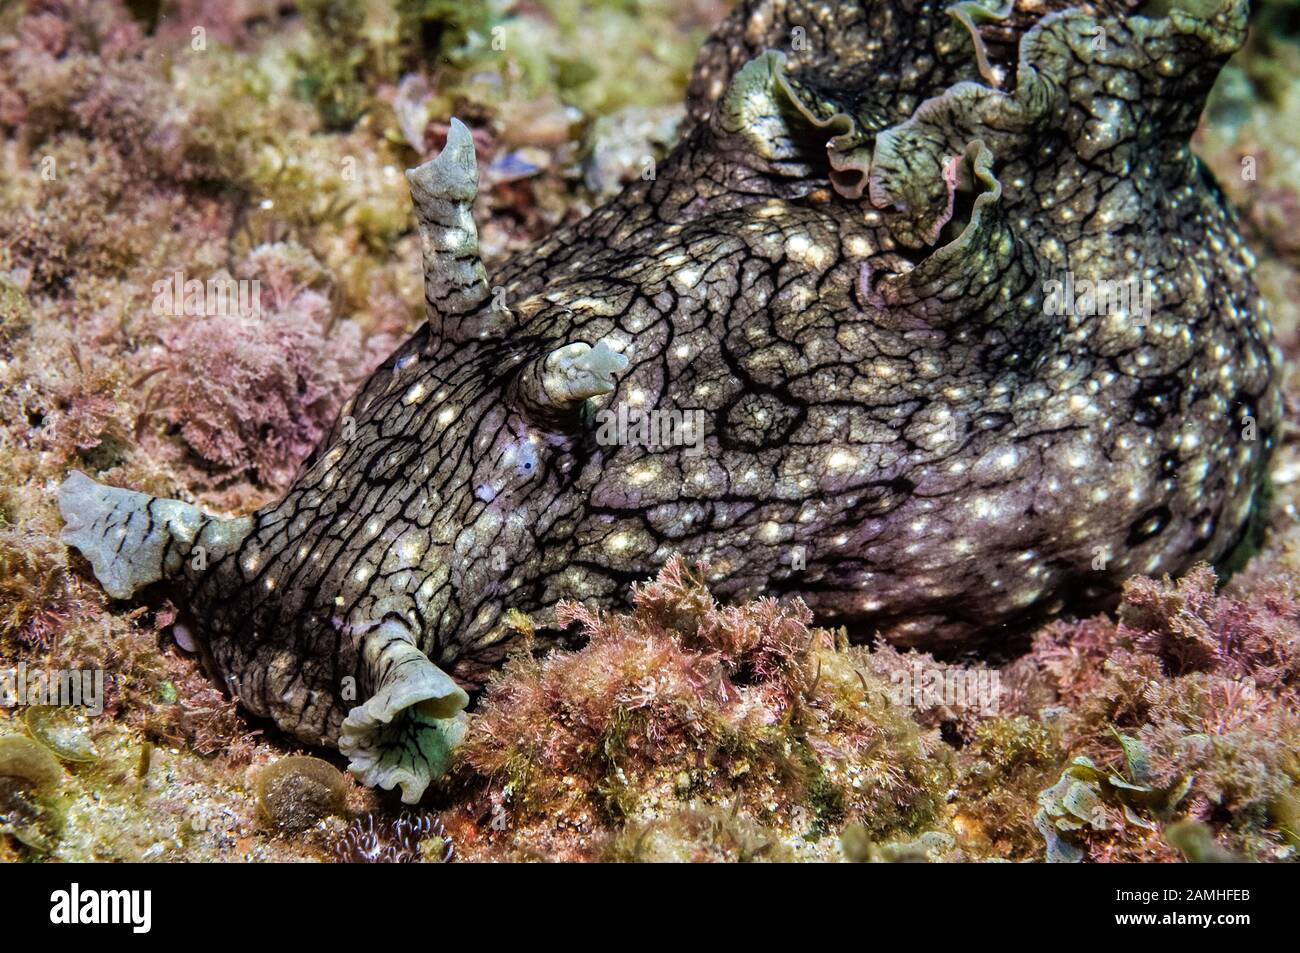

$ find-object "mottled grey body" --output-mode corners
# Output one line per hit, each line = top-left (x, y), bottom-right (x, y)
(61, 0), (1278, 801)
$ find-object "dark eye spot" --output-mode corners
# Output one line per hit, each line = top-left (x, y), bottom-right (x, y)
(1189, 509), (1215, 553)
(1127, 505), (1171, 546)
(1132, 375), (1182, 427)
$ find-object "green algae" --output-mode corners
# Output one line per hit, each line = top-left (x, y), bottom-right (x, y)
(0, 273), (30, 346)
(0, 734), (65, 789)
(24, 706), (100, 764)
(1034, 754), (1195, 863)
(841, 826), (957, 863)
(1165, 819), (1243, 862)
(0, 733), (68, 856)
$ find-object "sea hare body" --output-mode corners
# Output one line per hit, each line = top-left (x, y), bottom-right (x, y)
(59, 0), (1279, 801)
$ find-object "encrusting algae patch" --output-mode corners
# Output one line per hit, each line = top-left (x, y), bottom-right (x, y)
(1, 0), (1299, 863)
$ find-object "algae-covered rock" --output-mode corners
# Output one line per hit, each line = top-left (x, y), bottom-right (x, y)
(0, 733), (64, 789)
(0, 733), (67, 853)
(24, 706), (100, 764)
(608, 805), (794, 863)
(254, 755), (349, 832)
(458, 557), (950, 861)
(1165, 820), (1242, 863)
(0, 272), (31, 346)
(841, 826), (957, 863)
(1034, 756), (1194, 863)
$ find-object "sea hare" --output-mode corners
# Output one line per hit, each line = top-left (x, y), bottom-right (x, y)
(58, 0), (1279, 802)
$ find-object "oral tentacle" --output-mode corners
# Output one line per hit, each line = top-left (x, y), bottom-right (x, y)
(58, 470), (251, 601)
(338, 619), (470, 804)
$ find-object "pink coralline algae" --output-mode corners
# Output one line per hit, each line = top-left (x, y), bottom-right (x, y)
(1025, 567), (1300, 861)
(454, 556), (949, 861)
(139, 244), (390, 489)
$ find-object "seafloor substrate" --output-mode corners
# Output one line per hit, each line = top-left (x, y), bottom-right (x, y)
(1, 0), (1297, 862)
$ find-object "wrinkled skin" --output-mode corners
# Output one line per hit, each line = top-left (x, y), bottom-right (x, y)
(61, 0), (1279, 798)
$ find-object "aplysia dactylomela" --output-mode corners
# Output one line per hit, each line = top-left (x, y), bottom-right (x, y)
(60, 0), (1279, 801)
